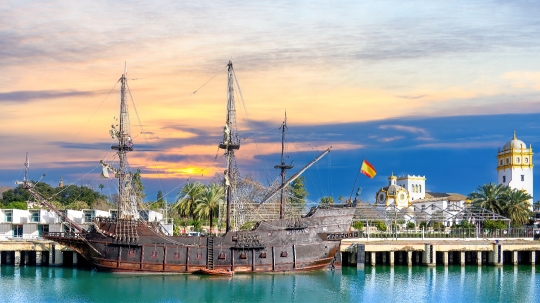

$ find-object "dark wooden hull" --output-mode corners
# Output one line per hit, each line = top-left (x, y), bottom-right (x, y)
(45, 206), (355, 274)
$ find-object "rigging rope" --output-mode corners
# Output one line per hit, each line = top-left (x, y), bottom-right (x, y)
(231, 68), (273, 186)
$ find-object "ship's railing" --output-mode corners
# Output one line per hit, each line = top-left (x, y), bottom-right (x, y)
(359, 228), (536, 239)
(44, 231), (84, 239)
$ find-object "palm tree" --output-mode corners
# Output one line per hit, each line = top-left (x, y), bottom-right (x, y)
(98, 184), (105, 194)
(173, 182), (204, 218)
(501, 188), (531, 226)
(195, 184), (224, 236)
(468, 183), (508, 214)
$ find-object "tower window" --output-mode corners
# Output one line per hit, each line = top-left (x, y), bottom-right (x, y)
(525, 157), (529, 163)
(521, 175), (525, 181)
(503, 176), (506, 183)
(516, 157), (520, 163)
(500, 159), (503, 165)
(506, 158), (510, 164)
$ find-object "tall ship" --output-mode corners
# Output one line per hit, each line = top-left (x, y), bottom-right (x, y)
(22, 62), (356, 273)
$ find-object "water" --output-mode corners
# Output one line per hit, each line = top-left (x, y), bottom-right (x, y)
(0, 265), (538, 303)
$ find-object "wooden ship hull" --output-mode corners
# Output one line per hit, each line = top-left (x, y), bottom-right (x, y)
(44, 206), (356, 274)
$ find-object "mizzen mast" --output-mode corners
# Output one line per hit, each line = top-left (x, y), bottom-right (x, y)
(219, 61), (240, 232)
(101, 66), (138, 220)
(274, 113), (293, 219)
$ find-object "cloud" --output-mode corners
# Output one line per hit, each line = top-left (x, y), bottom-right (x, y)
(396, 95), (427, 99)
(379, 125), (432, 140)
(0, 90), (98, 103)
(378, 136), (404, 142)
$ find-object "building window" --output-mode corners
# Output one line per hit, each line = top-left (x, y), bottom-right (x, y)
(419, 185), (422, 193)
(503, 176), (506, 183)
(516, 157), (521, 163)
(31, 212), (39, 223)
(521, 175), (525, 181)
(500, 159), (503, 165)
(421, 205), (425, 211)
(506, 158), (510, 164)
(525, 157), (529, 163)
(13, 225), (23, 238)
(5, 211), (12, 222)
(38, 225), (49, 237)
(84, 212), (94, 222)
(431, 204), (435, 210)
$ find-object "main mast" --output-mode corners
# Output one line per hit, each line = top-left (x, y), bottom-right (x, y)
(274, 113), (293, 219)
(219, 61), (240, 232)
(102, 67), (138, 220)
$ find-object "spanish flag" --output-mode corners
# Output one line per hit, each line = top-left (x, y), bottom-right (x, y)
(360, 159), (376, 178)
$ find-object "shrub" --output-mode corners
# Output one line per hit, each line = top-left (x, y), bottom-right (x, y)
(483, 219), (508, 230)
(374, 221), (387, 231)
(352, 221), (364, 230)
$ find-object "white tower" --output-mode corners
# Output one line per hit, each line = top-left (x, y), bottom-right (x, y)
(397, 175), (426, 201)
(497, 131), (533, 209)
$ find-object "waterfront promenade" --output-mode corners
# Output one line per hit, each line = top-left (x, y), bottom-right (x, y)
(340, 235), (540, 267)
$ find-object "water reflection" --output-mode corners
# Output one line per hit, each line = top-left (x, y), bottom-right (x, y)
(0, 265), (539, 302)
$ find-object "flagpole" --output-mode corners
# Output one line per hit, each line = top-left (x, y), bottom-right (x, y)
(349, 156), (364, 201)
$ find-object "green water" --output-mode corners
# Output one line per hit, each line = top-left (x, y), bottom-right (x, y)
(0, 265), (538, 302)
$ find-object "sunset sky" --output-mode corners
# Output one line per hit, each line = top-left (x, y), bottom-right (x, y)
(2, 1), (540, 206)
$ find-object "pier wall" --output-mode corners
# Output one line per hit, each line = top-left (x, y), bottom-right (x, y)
(0, 240), (83, 267)
(340, 238), (540, 267)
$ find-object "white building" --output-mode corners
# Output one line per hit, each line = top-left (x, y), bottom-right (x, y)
(0, 208), (172, 240)
(497, 131), (534, 209)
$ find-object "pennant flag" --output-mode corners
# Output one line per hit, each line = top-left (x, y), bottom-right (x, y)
(360, 159), (376, 178)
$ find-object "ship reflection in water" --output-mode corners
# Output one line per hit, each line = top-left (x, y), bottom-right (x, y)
(1, 265), (539, 302)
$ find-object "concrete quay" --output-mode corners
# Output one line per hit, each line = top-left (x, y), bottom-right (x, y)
(340, 238), (540, 267)
(0, 240), (82, 267)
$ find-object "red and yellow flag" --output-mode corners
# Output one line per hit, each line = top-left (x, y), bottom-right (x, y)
(360, 159), (376, 178)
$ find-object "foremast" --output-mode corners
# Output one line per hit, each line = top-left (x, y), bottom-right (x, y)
(219, 61), (240, 232)
(101, 68), (138, 220)
(274, 113), (293, 219)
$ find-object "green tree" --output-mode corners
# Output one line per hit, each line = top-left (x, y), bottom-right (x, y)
(534, 200), (540, 212)
(194, 184), (224, 235)
(157, 190), (164, 204)
(174, 182), (205, 218)
(98, 184), (105, 194)
(468, 183), (508, 214)
(406, 222), (415, 230)
(131, 169), (146, 203)
(2, 201), (27, 210)
(65, 201), (90, 210)
(319, 196), (334, 206)
(288, 176), (308, 211)
(501, 188), (531, 226)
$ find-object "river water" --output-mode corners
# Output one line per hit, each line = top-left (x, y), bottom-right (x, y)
(0, 265), (538, 302)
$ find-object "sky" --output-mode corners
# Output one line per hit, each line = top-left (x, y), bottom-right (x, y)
(2, 0), (540, 207)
